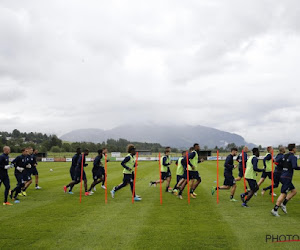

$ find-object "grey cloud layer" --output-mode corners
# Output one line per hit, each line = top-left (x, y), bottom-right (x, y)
(1, 0), (300, 146)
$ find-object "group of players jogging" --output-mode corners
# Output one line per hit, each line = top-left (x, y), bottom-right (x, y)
(1, 142), (299, 217)
(0, 146), (41, 205)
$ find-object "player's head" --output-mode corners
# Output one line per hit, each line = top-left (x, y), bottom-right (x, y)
(279, 146), (285, 154)
(3, 146), (10, 154)
(83, 149), (89, 155)
(243, 146), (249, 152)
(97, 149), (103, 155)
(33, 148), (38, 154)
(267, 146), (273, 153)
(165, 147), (171, 155)
(27, 147), (33, 154)
(127, 144), (136, 155)
(252, 147), (259, 157)
(189, 147), (194, 152)
(231, 147), (238, 156)
(288, 143), (296, 153)
(193, 143), (200, 151)
(76, 148), (81, 154)
(21, 148), (28, 155)
(182, 151), (186, 156)
(102, 147), (108, 154)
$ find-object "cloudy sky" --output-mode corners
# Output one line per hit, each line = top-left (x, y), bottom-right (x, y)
(1, 0), (300, 146)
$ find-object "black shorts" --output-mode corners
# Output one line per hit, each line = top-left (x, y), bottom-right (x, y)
(176, 175), (183, 184)
(161, 172), (171, 180)
(31, 166), (38, 176)
(238, 167), (244, 178)
(23, 170), (32, 181)
(280, 177), (295, 194)
(70, 167), (76, 180)
(15, 173), (25, 185)
(93, 168), (105, 180)
(261, 171), (272, 179)
(74, 170), (86, 181)
(0, 174), (10, 187)
(273, 172), (281, 187)
(224, 175), (236, 186)
(246, 179), (259, 192)
(123, 173), (134, 183)
(167, 167), (171, 176)
(190, 171), (201, 181)
(182, 171), (192, 180)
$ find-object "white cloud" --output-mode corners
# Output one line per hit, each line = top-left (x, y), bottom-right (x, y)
(1, 0), (300, 146)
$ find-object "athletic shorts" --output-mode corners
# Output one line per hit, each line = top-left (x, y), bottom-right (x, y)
(246, 179), (258, 192)
(70, 167), (76, 180)
(0, 174), (10, 186)
(167, 167), (171, 177)
(273, 172), (281, 187)
(74, 170), (87, 181)
(238, 167), (244, 178)
(280, 177), (295, 194)
(15, 173), (25, 185)
(182, 171), (192, 180)
(176, 175), (183, 184)
(23, 170), (32, 181)
(161, 171), (171, 180)
(123, 173), (134, 183)
(261, 171), (272, 179)
(93, 168), (105, 180)
(223, 174), (236, 186)
(190, 171), (201, 181)
(31, 166), (38, 176)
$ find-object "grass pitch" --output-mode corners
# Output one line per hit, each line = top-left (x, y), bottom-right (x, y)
(0, 160), (299, 249)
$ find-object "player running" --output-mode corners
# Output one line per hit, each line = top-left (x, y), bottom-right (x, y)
(69, 148), (81, 187)
(87, 149), (105, 194)
(172, 151), (186, 195)
(240, 148), (264, 207)
(271, 144), (300, 217)
(64, 149), (90, 196)
(257, 146), (274, 195)
(32, 149), (41, 189)
(10, 148), (28, 203)
(235, 146), (248, 182)
(212, 148), (238, 201)
(100, 148), (108, 190)
(177, 143), (202, 199)
(110, 144), (141, 201)
(149, 147), (172, 192)
(21, 147), (35, 194)
(0, 146), (14, 206)
(261, 147), (285, 196)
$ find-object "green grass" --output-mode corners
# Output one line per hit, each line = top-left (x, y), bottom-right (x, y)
(0, 160), (299, 249)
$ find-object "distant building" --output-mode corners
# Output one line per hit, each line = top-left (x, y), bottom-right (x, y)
(199, 150), (212, 160)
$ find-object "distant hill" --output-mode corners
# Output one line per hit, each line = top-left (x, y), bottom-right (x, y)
(60, 124), (255, 149)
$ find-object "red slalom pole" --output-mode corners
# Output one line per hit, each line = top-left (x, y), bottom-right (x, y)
(242, 150), (247, 193)
(159, 152), (162, 205)
(132, 152), (139, 204)
(105, 154), (108, 204)
(186, 151), (190, 204)
(217, 150), (219, 204)
(79, 153), (84, 203)
(271, 150), (274, 203)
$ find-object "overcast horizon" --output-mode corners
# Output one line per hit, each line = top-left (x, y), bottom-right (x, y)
(1, 0), (300, 147)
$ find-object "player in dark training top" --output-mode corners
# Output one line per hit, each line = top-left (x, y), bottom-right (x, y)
(0, 146), (14, 205)
(212, 148), (238, 201)
(271, 144), (300, 217)
(87, 149), (105, 194)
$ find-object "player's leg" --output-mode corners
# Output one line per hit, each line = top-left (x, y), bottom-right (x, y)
(3, 176), (11, 204)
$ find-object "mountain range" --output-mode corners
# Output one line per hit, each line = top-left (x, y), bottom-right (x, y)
(60, 124), (255, 149)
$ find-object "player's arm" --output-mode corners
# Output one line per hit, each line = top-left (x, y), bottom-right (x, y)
(291, 156), (300, 170)
(253, 158), (263, 172)
(121, 156), (132, 171)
